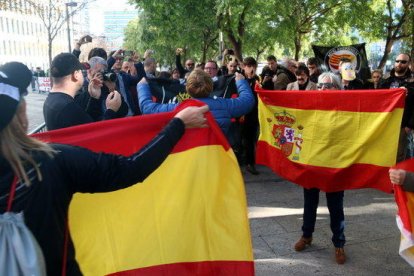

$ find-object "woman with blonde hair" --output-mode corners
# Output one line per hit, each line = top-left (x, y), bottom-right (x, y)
(138, 68), (254, 140)
(0, 62), (208, 275)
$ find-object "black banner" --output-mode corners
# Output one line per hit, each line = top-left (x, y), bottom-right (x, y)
(312, 43), (371, 81)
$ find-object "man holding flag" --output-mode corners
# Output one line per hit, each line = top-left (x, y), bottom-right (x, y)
(293, 72), (347, 264)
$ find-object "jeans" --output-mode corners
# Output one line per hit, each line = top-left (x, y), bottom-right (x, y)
(302, 188), (346, 248)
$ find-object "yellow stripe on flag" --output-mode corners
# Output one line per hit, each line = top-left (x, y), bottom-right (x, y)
(69, 145), (252, 275)
(258, 98), (403, 168)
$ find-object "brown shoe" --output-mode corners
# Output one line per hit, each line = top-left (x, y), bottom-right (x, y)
(335, 247), (346, 264)
(294, 236), (312, 251)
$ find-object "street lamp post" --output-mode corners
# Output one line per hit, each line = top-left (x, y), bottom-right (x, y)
(65, 2), (78, 52)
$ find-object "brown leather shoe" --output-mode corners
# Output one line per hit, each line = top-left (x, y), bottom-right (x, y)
(335, 247), (346, 264)
(294, 236), (312, 251)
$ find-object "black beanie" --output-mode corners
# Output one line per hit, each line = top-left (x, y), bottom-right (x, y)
(0, 62), (32, 131)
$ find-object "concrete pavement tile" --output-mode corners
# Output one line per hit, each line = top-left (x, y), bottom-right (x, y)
(249, 217), (287, 237)
(252, 236), (277, 259)
(344, 219), (399, 245)
(255, 239), (410, 276)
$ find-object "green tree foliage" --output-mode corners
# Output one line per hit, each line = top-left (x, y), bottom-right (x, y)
(350, 0), (413, 69)
(129, 0), (218, 66)
(129, 0), (412, 67)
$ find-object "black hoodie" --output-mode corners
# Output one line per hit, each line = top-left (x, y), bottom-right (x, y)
(381, 68), (414, 128)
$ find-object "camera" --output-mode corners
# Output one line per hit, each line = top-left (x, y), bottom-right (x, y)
(103, 70), (116, 82)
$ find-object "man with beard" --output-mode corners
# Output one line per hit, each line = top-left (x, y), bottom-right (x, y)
(381, 53), (414, 161)
(287, 63), (317, 90)
(261, 55), (297, 90)
(307, 57), (321, 84)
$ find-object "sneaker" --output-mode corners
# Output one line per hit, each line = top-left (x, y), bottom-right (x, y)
(294, 236), (312, 251)
(335, 247), (346, 264)
(246, 164), (259, 175)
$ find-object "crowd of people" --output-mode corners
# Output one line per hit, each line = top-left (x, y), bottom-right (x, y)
(1, 32), (414, 274)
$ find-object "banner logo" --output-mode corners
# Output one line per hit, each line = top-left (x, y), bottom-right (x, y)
(325, 46), (361, 74)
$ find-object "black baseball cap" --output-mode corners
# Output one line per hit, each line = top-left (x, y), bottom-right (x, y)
(0, 62), (32, 130)
(50, 53), (83, 78)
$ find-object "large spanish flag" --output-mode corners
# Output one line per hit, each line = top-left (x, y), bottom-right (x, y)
(256, 87), (405, 193)
(393, 159), (414, 267)
(34, 101), (254, 275)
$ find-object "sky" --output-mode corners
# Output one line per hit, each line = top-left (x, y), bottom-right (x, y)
(87, 0), (136, 35)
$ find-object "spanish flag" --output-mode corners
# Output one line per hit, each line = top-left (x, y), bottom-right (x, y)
(393, 159), (414, 267)
(34, 101), (254, 275)
(256, 87), (405, 193)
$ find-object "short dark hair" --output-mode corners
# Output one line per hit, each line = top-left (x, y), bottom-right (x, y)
(158, 71), (171, 79)
(50, 53), (83, 77)
(295, 63), (310, 76)
(243, 57), (257, 67)
(267, 55), (277, 62)
(88, 47), (108, 60)
(51, 75), (70, 86)
(205, 60), (218, 69)
(307, 57), (318, 66)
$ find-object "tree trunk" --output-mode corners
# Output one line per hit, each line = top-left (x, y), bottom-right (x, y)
(226, 33), (243, 62)
(411, 11), (414, 70)
(294, 33), (301, 61)
(378, 37), (394, 70)
(233, 42), (242, 63)
(255, 49), (265, 62)
(201, 40), (207, 63)
(48, 34), (53, 71)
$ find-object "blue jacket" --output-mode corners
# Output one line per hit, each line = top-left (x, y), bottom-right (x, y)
(138, 79), (254, 137)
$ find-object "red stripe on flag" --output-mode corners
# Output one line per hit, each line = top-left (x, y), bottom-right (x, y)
(393, 159), (414, 233)
(394, 186), (412, 233)
(107, 261), (255, 276)
(257, 141), (393, 193)
(33, 100), (230, 155)
(255, 87), (405, 113)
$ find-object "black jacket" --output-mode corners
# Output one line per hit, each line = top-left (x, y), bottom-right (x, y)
(343, 78), (364, 90)
(381, 69), (414, 128)
(44, 92), (118, 131)
(0, 118), (184, 275)
(175, 55), (190, 78)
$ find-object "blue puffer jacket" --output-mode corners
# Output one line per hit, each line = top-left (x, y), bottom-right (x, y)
(138, 79), (254, 137)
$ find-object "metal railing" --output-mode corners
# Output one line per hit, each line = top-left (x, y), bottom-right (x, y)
(29, 122), (47, 135)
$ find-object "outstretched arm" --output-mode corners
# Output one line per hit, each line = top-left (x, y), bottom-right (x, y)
(137, 79), (178, 114)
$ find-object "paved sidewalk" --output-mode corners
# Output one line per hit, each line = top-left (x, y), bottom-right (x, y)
(25, 91), (47, 132)
(244, 165), (412, 275)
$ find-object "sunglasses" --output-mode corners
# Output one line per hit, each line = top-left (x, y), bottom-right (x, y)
(186, 63), (195, 66)
(395, 60), (408, 64)
(317, 83), (335, 89)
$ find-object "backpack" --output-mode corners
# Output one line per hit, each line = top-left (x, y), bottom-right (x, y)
(0, 176), (46, 276)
